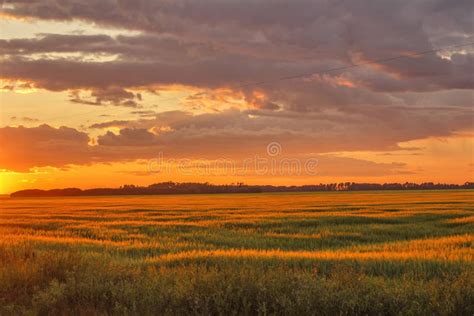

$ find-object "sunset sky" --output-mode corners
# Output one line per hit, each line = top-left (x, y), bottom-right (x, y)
(0, 0), (473, 194)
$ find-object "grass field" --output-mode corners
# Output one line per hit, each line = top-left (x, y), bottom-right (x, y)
(0, 190), (473, 315)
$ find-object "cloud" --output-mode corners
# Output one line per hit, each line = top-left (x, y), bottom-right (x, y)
(89, 120), (132, 129)
(91, 106), (474, 153)
(312, 156), (411, 177)
(0, 124), (413, 178)
(10, 116), (40, 122)
(97, 128), (161, 146)
(0, 124), (92, 171)
(0, 1), (472, 97)
(69, 87), (141, 107)
(1, 92), (472, 171)
(0, 0), (472, 164)
(130, 110), (157, 117)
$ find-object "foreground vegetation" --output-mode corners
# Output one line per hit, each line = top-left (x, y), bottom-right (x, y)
(0, 190), (473, 315)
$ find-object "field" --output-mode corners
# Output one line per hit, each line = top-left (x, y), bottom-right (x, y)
(0, 190), (473, 315)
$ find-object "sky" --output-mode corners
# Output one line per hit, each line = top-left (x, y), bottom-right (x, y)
(0, 0), (473, 194)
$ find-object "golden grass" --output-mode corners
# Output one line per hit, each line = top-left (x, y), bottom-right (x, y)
(1, 190), (473, 260)
(264, 231), (363, 239)
(446, 215), (474, 224)
(0, 190), (473, 315)
(148, 234), (474, 263)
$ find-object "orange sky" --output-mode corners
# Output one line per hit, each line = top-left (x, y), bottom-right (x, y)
(0, 3), (473, 194)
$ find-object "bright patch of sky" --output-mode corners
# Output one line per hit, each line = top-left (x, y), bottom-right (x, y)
(24, 52), (120, 63)
(0, 17), (141, 40)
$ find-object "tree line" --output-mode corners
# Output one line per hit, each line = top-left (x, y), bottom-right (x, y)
(10, 181), (474, 197)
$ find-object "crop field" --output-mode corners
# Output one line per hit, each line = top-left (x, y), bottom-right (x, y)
(0, 190), (473, 315)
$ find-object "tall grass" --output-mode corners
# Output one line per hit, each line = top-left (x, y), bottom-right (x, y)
(0, 190), (473, 315)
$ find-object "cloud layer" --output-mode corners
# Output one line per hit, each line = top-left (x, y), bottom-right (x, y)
(0, 123), (411, 178)
(0, 0), (473, 175)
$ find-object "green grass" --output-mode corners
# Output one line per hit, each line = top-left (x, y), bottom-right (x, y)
(0, 190), (473, 315)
